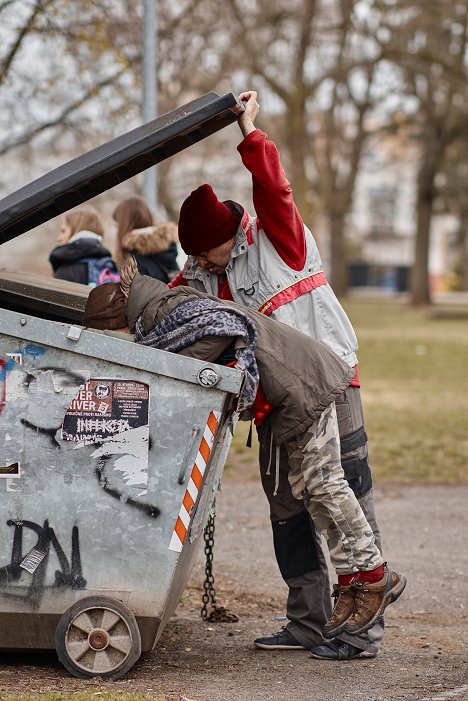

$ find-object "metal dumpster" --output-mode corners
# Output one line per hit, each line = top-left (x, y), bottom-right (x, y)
(0, 92), (244, 679)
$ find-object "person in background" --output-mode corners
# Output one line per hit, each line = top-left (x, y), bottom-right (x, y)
(169, 90), (386, 661)
(49, 206), (119, 286)
(113, 196), (179, 283)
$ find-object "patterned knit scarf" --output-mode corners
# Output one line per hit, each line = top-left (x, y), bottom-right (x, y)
(134, 298), (259, 412)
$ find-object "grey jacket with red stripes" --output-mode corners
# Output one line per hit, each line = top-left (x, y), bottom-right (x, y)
(172, 130), (358, 367)
(180, 217), (358, 367)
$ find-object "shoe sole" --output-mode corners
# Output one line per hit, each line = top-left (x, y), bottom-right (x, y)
(322, 620), (351, 639)
(310, 648), (378, 661)
(309, 650), (362, 660)
(254, 642), (306, 650)
(343, 574), (407, 636)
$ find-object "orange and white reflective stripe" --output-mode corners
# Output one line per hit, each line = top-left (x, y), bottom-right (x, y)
(169, 410), (220, 553)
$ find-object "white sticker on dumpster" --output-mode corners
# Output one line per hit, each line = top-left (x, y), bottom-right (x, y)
(61, 380), (150, 494)
(91, 424), (150, 495)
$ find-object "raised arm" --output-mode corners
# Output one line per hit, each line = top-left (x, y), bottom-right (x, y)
(237, 91), (306, 271)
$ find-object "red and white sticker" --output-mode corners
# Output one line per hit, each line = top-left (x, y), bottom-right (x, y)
(169, 411), (220, 553)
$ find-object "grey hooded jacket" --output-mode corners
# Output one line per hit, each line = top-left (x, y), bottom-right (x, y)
(127, 273), (354, 444)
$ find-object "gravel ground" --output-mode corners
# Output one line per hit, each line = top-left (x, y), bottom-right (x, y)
(0, 483), (467, 701)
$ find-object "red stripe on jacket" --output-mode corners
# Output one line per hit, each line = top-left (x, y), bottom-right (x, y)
(257, 272), (327, 315)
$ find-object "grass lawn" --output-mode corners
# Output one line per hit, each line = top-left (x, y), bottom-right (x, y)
(226, 297), (468, 485)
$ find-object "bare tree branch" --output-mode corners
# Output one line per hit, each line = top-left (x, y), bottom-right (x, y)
(0, 65), (130, 156)
(0, 0), (54, 86)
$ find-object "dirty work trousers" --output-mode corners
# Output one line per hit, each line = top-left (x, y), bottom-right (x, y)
(257, 386), (385, 653)
(285, 403), (383, 574)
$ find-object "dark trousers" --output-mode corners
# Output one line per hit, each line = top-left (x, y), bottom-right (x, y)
(257, 386), (384, 652)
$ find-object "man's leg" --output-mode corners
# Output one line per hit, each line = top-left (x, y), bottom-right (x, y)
(255, 416), (332, 650)
(255, 387), (385, 657)
(285, 404), (384, 575)
(330, 387), (384, 656)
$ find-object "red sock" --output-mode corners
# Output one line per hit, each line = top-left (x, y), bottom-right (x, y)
(338, 573), (358, 586)
(358, 564), (385, 583)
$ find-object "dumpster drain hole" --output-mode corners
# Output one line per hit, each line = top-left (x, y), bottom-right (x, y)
(88, 629), (109, 650)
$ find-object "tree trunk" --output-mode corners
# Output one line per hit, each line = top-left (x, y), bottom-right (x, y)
(286, 105), (316, 237)
(411, 187), (433, 305)
(463, 231), (468, 292)
(411, 134), (445, 306)
(328, 207), (348, 296)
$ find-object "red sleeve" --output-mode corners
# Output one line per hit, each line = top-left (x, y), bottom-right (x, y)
(167, 269), (188, 288)
(237, 130), (306, 270)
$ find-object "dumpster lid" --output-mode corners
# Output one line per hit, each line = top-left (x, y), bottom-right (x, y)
(0, 266), (88, 323)
(0, 91), (243, 244)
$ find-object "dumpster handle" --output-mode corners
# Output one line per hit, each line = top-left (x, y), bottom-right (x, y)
(178, 425), (201, 484)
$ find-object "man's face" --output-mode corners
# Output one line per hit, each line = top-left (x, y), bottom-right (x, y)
(196, 238), (236, 274)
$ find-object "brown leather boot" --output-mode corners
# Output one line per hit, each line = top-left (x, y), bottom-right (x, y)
(323, 583), (356, 639)
(343, 566), (407, 636)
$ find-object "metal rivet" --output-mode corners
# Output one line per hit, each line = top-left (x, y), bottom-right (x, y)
(20, 318), (27, 326)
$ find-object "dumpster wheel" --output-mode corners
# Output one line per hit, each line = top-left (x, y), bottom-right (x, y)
(55, 596), (141, 679)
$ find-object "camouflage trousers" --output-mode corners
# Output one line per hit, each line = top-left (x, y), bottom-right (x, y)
(285, 403), (384, 575)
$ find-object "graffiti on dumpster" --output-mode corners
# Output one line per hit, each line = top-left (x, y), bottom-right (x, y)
(0, 519), (86, 607)
(0, 359), (160, 517)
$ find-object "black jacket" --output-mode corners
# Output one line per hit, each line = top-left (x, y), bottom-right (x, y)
(121, 224), (179, 283)
(132, 243), (179, 282)
(50, 237), (115, 285)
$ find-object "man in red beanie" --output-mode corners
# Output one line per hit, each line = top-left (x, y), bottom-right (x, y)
(170, 91), (385, 662)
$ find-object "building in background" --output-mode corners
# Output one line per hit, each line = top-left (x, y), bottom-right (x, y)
(347, 131), (458, 294)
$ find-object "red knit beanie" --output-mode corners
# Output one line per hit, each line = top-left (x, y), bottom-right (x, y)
(178, 184), (240, 255)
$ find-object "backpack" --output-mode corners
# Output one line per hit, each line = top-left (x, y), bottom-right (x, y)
(81, 256), (121, 288)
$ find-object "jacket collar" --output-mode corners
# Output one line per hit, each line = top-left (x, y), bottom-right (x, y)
(69, 230), (103, 243)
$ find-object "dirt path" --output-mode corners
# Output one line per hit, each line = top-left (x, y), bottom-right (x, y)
(0, 483), (467, 701)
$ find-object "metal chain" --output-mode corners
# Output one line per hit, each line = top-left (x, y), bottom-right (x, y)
(201, 509), (239, 623)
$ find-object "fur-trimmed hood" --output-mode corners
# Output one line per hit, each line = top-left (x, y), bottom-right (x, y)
(122, 222), (178, 255)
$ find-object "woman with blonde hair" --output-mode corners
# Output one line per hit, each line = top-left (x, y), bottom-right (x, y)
(49, 206), (119, 286)
(113, 196), (179, 283)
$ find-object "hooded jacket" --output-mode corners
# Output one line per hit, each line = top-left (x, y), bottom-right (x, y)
(122, 223), (179, 283)
(126, 273), (354, 444)
(50, 231), (115, 284)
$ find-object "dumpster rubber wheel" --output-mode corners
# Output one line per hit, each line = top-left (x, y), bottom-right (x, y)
(55, 596), (141, 679)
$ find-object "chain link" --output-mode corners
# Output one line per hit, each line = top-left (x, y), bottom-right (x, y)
(200, 508), (239, 623)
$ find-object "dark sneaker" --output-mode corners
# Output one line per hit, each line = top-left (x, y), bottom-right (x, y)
(343, 566), (407, 636)
(254, 628), (305, 650)
(310, 639), (368, 660)
(322, 583), (356, 639)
